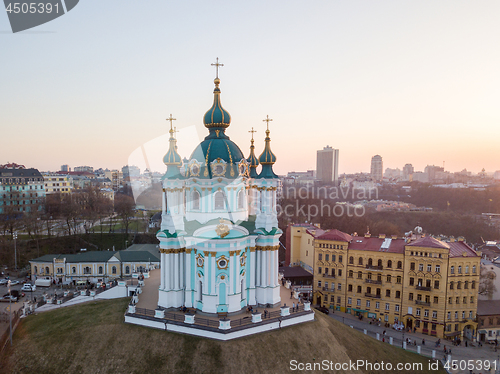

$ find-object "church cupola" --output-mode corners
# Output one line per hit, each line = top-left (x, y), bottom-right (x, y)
(258, 115), (278, 179)
(203, 58), (231, 130)
(163, 114), (183, 178)
(246, 127), (259, 178)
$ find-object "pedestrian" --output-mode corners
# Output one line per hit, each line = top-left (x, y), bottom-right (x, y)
(422, 339), (425, 345)
(292, 302), (295, 312)
(444, 345), (447, 353)
(290, 291), (293, 299)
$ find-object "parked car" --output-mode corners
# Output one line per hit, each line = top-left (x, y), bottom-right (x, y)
(21, 283), (36, 292)
(0, 279), (8, 286)
(315, 306), (330, 314)
(0, 295), (18, 302)
(9, 280), (19, 286)
(8, 290), (24, 299)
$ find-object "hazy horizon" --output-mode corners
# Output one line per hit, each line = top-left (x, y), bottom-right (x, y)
(1, 1), (499, 176)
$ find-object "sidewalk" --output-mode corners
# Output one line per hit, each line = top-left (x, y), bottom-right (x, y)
(329, 311), (500, 374)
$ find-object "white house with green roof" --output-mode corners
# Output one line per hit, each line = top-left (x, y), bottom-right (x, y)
(29, 250), (160, 284)
(157, 67), (282, 315)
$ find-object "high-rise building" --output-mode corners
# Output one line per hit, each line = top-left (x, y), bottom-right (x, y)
(74, 166), (94, 173)
(61, 164), (69, 172)
(403, 164), (414, 180)
(316, 146), (339, 184)
(370, 155), (383, 182)
(0, 163), (45, 214)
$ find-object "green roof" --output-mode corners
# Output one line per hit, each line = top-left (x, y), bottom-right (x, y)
(30, 250), (159, 264)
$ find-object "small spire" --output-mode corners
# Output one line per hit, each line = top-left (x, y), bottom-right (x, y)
(163, 114), (182, 168)
(258, 116), (278, 179)
(211, 57), (224, 79)
(247, 127), (259, 178)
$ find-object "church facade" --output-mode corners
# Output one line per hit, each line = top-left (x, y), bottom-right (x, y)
(157, 69), (282, 315)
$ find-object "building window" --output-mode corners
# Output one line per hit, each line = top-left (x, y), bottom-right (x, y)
(470, 296), (474, 303)
(434, 280), (439, 289)
(358, 257), (363, 265)
(448, 297), (452, 304)
(396, 291), (400, 299)
(318, 281), (322, 288)
(337, 296), (341, 304)
(192, 190), (200, 210)
(357, 285), (362, 293)
(338, 269), (342, 277)
(449, 282), (454, 290)
(432, 310), (437, 318)
(396, 276), (401, 284)
(457, 281), (461, 289)
(395, 304), (400, 312)
(427, 264), (431, 272)
(419, 263), (424, 271)
(410, 262), (415, 271)
(45, 266), (49, 274)
(325, 254), (329, 262)
(356, 299), (361, 306)
(318, 254), (322, 261)
(368, 258), (373, 267)
(237, 190), (245, 209)
(375, 302), (380, 309)
(112, 266), (117, 274)
(34, 266), (38, 274)
(424, 309), (429, 317)
(366, 300), (370, 308)
(339, 255), (343, 263)
(465, 265), (469, 274)
(387, 260), (392, 268)
(384, 314), (389, 322)
(214, 191), (225, 210)
(348, 284), (353, 292)
(377, 259), (383, 267)
(433, 296), (438, 304)
(347, 297), (352, 305)
(386, 289), (391, 297)
(472, 281), (476, 289)
(416, 308), (421, 316)
(397, 261), (402, 269)
(409, 293), (413, 301)
(366, 287), (372, 294)
(332, 255), (336, 262)
(367, 272), (372, 280)
(387, 275), (391, 283)
(462, 311), (466, 319)
(458, 266), (462, 274)
(456, 297), (460, 304)
(125, 266), (130, 274)
(450, 266), (454, 274)
(464, 281), (468, 289)
(348, 270), (353, 278)
(473, 265), (476, 274)
(357, 271), (362, 279)
(337, 283), (341, 291)
(318, 267), (322, 274)
(72, 267), (76, 274)
(385, 303), (390, 310)
(98, 266), (103, 274)
(84, 266), (91, 274)
(349, 256), (354, 264)
(409, 277), (414, 286)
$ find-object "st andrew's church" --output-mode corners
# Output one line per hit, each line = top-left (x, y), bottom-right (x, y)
(157, 62), (282, 315)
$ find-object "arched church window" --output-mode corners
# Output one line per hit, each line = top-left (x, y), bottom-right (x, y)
(112, 266), (117, 274)
(237, 189), (245, 209)
(125, 266), (130, 274)
(192, 190), (200, 210)
(214, 191), (225, 210)
(98, 266), (103, 274)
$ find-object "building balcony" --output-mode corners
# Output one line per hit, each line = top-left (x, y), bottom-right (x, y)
(365, 265), (383, 271)
(323, 274), (336, 279)
(365, 279), (382, 285)
(415, 300), (431, 306)
(322, 287), (335, 292)
(415, 285), (431, 291)
(365, 293), (381, 299)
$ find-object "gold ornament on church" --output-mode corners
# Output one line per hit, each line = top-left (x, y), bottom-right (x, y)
(196, 254), (204, 267)
(215, 218), (230, 238)
(217, 255), (229, 270)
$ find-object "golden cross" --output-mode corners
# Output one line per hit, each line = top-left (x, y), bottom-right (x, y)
(263, 115), (273, 130)
(248, 127), (257, 140)
(211, 57), (224, 79)
(166, 114), (176, 131)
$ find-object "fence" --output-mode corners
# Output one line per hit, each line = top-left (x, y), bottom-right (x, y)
(0, 309), (22, 354)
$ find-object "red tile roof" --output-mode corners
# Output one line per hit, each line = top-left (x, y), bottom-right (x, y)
(448, 241), (478, 258)
(348, 236), (406, 254)
(407, 236), (450, 249)
(316, 229), (352, 242)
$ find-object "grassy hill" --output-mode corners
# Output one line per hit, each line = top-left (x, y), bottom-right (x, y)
(1, 298), (444, 374)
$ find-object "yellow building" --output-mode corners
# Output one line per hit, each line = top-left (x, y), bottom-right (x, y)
(43, 173), (73, 194)
(310, 229), (480, 339)
(285, 224), (324, 273)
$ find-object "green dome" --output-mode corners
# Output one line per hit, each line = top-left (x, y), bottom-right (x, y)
(203, 78), (231, 129)
(188, 129), (245, 179)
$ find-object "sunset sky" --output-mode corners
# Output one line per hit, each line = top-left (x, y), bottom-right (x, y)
(1, 1), (499, 176)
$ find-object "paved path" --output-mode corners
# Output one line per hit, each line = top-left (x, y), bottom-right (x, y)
(329, 311), (500, 374)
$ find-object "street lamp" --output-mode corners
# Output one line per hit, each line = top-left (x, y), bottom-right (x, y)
(8, 280), (12, 346)
(13, 232), (17, 271)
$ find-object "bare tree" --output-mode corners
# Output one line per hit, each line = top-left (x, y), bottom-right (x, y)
(479, 265), (497, 299)
(115, 194), (136, 235)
